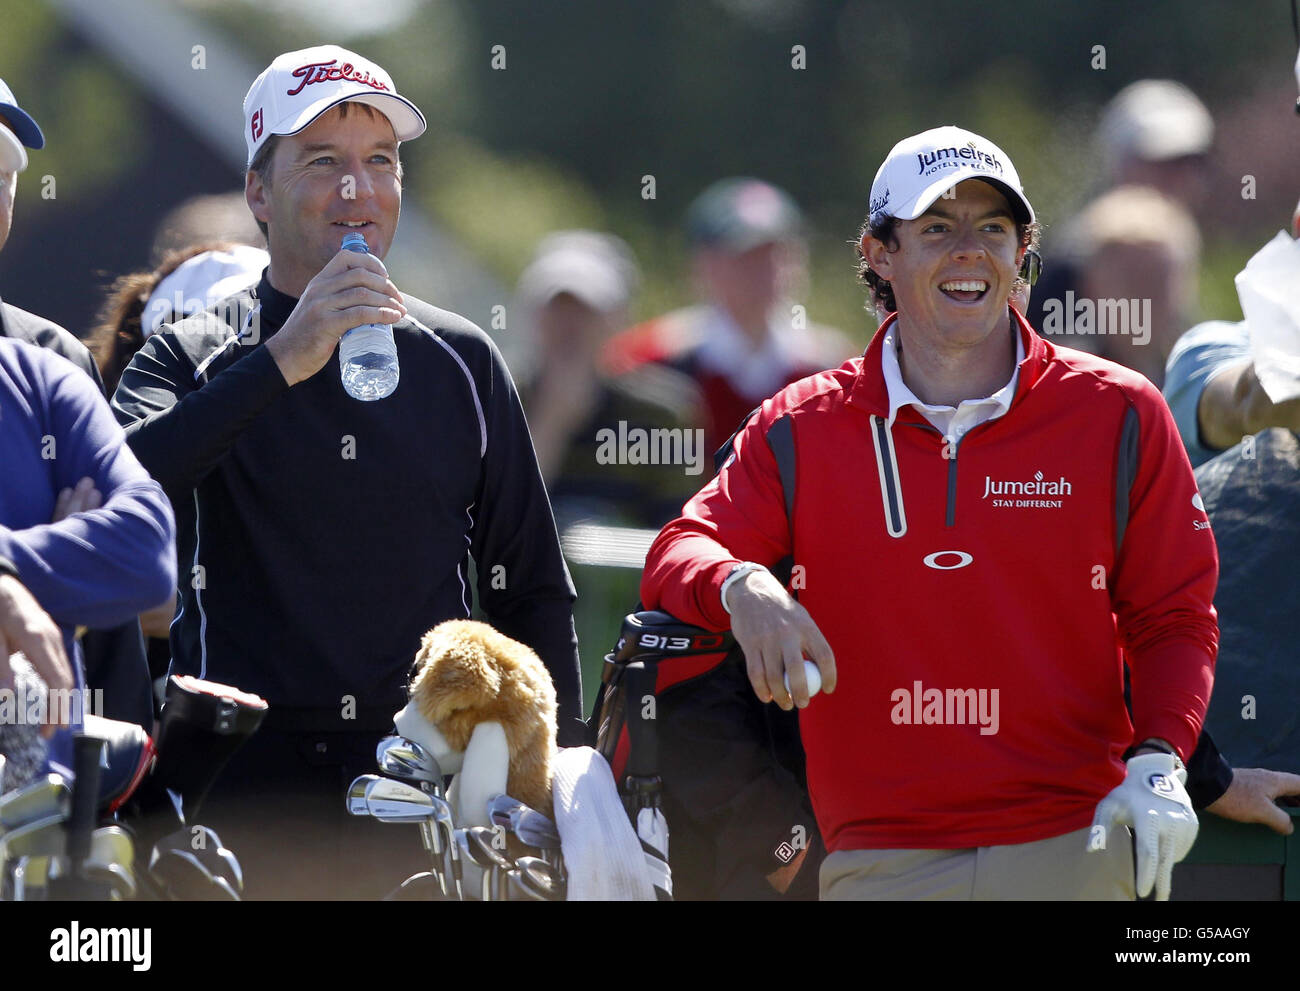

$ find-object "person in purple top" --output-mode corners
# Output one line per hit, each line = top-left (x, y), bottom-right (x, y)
(0, 336), (175, 783)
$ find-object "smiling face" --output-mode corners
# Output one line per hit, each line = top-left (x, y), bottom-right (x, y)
(863, 179), (1025, 351)
(245, 102), (401, 297)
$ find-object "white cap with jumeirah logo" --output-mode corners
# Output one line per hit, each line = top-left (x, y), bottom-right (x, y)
(242, 44), (427, 166)
(868, 125), (1034, 228)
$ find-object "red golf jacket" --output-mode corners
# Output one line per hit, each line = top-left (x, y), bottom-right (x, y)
(641, 310), (1219, 851)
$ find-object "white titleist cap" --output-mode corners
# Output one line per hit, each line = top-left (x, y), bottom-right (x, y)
(144, 245), (269, 338)
(242, 45), (426, 166)
(867, 125), (1034, 227)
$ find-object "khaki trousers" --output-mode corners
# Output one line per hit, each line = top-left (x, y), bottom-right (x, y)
(819, 826), (1135, 901)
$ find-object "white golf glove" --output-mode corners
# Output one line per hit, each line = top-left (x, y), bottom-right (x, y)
(1089, 751), (1198, 901)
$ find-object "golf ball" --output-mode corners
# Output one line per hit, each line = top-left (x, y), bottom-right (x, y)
(783, 660), (822, 698)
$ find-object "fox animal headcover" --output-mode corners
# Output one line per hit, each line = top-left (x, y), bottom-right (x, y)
(406, 619), (557, 816)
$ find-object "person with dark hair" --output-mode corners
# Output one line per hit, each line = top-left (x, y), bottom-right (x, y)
(112, 45), (581, 899)
(642, 126), (1219, 901)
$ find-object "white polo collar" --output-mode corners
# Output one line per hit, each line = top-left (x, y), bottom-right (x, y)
(881, 321), (1024, 441)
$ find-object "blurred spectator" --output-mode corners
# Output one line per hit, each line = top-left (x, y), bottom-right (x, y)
(90, 242), (267, 397)
(518, 230), (698, 528)
(1165, 199), (1300, 467)
(1045, 185), (1200, 386)
(605, 177), (852, 455)
(1029, 79), (1213, 336)
(1098, 80), (1214, 212)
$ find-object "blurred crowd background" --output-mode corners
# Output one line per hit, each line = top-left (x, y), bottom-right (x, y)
(4, 0), (1299, 691)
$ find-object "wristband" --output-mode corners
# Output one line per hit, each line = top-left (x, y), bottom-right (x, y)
(721, 561), (768, 615)
(1127, 737), (1180, 762)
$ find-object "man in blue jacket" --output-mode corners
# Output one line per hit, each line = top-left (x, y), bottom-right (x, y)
(0, 337), (176, 785)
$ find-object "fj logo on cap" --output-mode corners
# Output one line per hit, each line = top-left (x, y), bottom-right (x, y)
(287, 59), (391, 97)
(250, 108), (263, 141)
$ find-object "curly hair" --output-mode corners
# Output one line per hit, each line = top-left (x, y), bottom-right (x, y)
(855, 211), (1042, 316)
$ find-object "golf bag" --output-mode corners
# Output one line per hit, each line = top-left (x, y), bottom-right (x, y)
(590, 609), (823, 901)
(589, 404), (823, 900)
(1, 675), (267, 900)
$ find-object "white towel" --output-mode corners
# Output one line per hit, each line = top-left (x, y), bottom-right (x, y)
(552, 747), (656, 901)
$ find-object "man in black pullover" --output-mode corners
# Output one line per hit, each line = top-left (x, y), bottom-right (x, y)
(112, 45), (581, 899)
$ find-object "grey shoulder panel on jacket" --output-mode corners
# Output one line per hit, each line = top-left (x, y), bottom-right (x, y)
(0, 301), (98, 382)
(153, 290), (259, 370)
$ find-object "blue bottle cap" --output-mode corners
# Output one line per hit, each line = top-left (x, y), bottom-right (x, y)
(341, 232), (369, 253)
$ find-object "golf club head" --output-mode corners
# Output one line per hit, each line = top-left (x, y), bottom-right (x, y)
(148, 846), (239, 901)
(376, 736), (444, 790)
(516, 855), (557, 884)
(2, 822), (135, 902)
(511, 807), (561, 850)
(364, 777), (437, 823)
(148, 827), (242, 900)
(346, 774), (377, 815)
(466, 826), (513, 871)
(507, 862), (563, 902)
(184, 825), (242, 893)
(487, 793), (527, 829)
(0, 814), (67, 863)
(0, 774), (71, 830)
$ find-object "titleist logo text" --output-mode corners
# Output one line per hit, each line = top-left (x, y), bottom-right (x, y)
(287, 60), (390, 97)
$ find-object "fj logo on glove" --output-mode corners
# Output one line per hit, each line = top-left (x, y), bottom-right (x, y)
(1148, 774), (1176, 795)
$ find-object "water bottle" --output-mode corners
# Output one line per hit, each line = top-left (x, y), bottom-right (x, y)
(338, 232), (400, 401)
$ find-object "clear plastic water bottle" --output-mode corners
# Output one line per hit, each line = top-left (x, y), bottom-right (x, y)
(338, 232), (400, 401)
